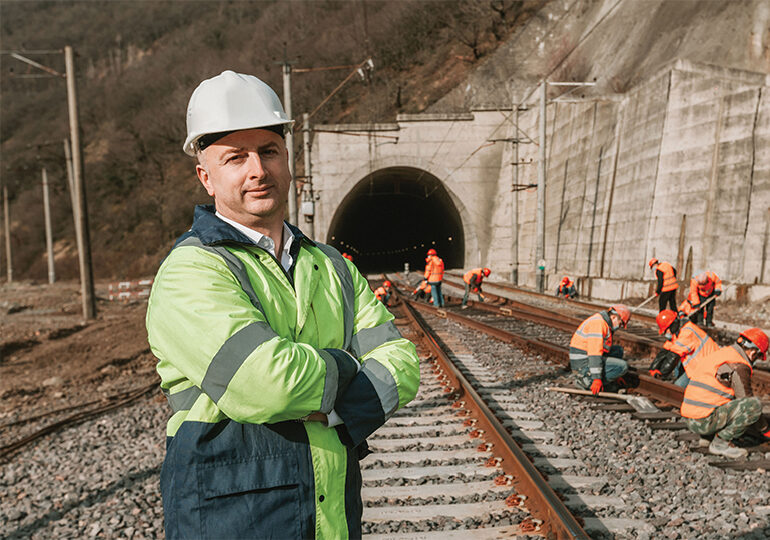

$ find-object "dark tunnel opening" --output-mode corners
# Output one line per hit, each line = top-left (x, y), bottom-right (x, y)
(327, 167), (465, 275)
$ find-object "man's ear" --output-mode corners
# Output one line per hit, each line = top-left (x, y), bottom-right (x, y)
(196, 163), (215, 197)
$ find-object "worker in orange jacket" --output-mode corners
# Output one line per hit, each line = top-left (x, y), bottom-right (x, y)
(680, 271), (722, 327)
(424, 248), (444, 307)
(555, 276), (577, 299)
(649, 310), (718, 388)
(374, 281), (392, 305)
(569, 305), (631, 394)
(412, 280), (432, 303)
(648, 258), (678, 312)
(680, 328), (769, 458)
(461, 267), (490, 308)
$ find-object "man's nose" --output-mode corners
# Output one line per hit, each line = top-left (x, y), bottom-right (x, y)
(246, 153), (267, 178)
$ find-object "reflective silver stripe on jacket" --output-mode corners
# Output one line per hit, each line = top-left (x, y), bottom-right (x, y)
(351, 320), (403, 358)
(163, 385), (203, 413)
(316, 243), (355, 350)
(680, 326), (709, 368)
(687, 380), (734, 401)
(361, 358), (399, 418)
(318, 349), (340, 414)
(682, 397), (719, 410)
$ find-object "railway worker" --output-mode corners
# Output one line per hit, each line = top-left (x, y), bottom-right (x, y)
(683, 270), (723, 327)
(374, 280), (392, 305)
(146, 70), (420, 540)
(461, 267), (491, 308)
(680, 328), (770, 458)
(569, 305), (632, 394)
(424, 248), (445, 308)
(648, 310), (718, 388)
(555, 276), (577, 299)
(412, 280), (432, 303)
(342, 252), (353, 262)
(648, 258), (678, 312)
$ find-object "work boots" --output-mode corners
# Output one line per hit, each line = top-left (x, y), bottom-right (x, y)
(708, 436), (747, 459)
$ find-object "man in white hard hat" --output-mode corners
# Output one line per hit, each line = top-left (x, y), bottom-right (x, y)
(146, 71), (420, 539)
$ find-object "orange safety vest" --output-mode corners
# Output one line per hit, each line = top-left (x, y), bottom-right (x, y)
(424, 255), (444, 282)
(463, 268), (484, 286)
(413, 281), (431, 294)
(374, 286), (387, 302)
(696, 271), (721, 297)
(655, 261), (678, 292)
(663, 321), (718, 375)
(680, 344), (752, 419)
(569, 313), (612, 358)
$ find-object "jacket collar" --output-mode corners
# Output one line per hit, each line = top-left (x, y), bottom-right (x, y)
(188, 204), (315, 248)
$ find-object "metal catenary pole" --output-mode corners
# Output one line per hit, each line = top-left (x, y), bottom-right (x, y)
(65, 45), (96, 319)
(302, 112), (315, 239)
(63, 137), (84, 265)
(281, 62), (298, 226)
(535, 81), (547, 293)
(2, 181), (12, 283)
(511, 103), (519, 286)
(41, 168), (55, 284)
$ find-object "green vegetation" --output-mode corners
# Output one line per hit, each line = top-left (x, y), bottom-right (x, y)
(0, 0), (530, 280)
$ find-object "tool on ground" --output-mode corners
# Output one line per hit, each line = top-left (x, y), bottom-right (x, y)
(546, 386), (660, 413)
(632, 294), (657, 312)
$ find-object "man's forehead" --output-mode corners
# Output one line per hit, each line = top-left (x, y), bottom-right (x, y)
(209, 129), (283, 152)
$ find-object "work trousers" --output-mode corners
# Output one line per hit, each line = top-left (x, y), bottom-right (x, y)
(571, 345), (628, 390)
(692, 293), (715, 326)
(428, 281), (444, 307)
(686, 397), (762, 441)
(658, 290), (676, 312)
(461, 282), (484, 306)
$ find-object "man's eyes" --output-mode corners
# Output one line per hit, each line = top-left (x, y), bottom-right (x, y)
(223, 148), (278, 163)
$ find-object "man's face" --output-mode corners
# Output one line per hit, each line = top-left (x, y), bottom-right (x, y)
(196, 128), (290, 227)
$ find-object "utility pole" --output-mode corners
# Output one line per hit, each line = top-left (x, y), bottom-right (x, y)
(65, 45), (96, 319)
(63, 138), (84, 266)
(2, 181), (11, 283)
(301, 112), (315, 239)
(41, 168), (55, 284)
(535, 81), (547, 293)
(279, 54), (298, 226)
(511, 103), (519, 286)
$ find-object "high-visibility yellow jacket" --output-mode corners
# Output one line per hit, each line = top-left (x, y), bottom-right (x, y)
(663, 321), (718, 375)
(569, 312), (614, 379)
(680, 344), (752, 419)
(146, 205), (420, 539)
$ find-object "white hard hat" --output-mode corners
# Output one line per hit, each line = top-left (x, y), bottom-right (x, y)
(183, 70), (293, 156)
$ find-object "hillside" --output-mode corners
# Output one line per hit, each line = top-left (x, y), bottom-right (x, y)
(0, 0), (542, 281)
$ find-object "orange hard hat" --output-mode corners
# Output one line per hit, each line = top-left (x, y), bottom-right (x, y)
(655, 310), (677, 335)
(427, 248), (437, 256)
(648, 258), (659, 268)
(383, 280), (392, 288)
(561, 276), (569, 284)
(738, 328), (769, 361)
(609, 304), (631, 328)
(483, 268), (491, 277)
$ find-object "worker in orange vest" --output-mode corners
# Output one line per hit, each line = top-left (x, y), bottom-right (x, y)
(680, 271), (722, 327)
(412, 280), (432, 303)
(648, 258), (678, 312)
(461, 267), (491, 308)
(424, 248), (444, 308)
(555, 276), (577, 299)
(374, 281), (392, 305)
(569, 305), (631, 394)
(649, 310), (718, 388)
(680, 328), (769, 458)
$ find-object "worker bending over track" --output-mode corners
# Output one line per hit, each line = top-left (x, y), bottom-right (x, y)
(424, 248), (445, 308)
(374, 281), (392, 305)
(679, 270), (722, 327)
(461, 267), (491, 308)
(648, 258), (678, 312)
(412, 280), (433, 304)
(146, 71), (420, 539)
(569, 305), (631, 394)
(555, 276), (577, 299)
(649, 310), (718, 388)
(680, 328), (769, 458)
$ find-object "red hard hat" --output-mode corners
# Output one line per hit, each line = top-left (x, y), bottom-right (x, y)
(383, 280), (392, 287)
(655, 310), (677, 335)
(609, 304), (631, 328)
(483, 268), (491, 277)
(648, 258), (658, 268)
(561, 276), (569, 284)
(427, 248), (437, 256)
(739, 328), (769, 361)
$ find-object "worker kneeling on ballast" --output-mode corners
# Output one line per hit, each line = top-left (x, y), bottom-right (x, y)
(680, 328), (770, 459)
(569, 305), (631, 394)
(648, 310), (718, 388)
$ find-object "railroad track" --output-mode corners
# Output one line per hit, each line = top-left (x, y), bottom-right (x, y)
(382, 280), (770, 472)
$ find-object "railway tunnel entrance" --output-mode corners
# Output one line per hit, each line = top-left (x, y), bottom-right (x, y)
(326, 167), (465, 275)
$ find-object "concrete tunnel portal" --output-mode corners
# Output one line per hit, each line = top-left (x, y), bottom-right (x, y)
(326, 167), (465, 275)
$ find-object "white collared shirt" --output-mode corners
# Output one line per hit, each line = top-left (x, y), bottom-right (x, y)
(215, 212), (295, 272)
(215, 210), (349, 428)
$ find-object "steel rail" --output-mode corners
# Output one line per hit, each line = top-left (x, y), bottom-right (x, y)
(397, 297), (589, 539)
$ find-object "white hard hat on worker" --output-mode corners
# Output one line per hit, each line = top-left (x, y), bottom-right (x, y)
(186, 71), (294, 232)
